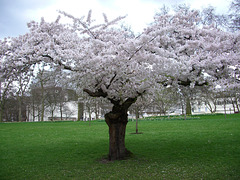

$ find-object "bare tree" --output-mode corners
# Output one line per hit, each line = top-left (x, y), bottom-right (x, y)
(14, 72), (31, 121)
(229, 0), (240, 31)
(153, 87), (181, 115)
(201, 5), (228, 29)
(0, 76), (14, 122)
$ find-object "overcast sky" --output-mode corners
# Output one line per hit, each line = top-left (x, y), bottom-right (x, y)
(0, 0), (231, 39)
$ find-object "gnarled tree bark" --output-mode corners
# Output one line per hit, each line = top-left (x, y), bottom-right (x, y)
(105, 111), (130, 160)
(105, 97), (136, 160)
(84, 88), (137, 160)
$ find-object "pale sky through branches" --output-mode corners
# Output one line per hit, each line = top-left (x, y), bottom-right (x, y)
(0, 0), (231, 39)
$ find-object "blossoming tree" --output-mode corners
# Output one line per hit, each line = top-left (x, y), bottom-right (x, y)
(1, 10), (239, 160)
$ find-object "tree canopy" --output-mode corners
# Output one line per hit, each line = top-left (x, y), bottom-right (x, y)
(1, 10), (239, 102)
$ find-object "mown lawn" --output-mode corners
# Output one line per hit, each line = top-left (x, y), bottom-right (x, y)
(0, 114), (240, 179)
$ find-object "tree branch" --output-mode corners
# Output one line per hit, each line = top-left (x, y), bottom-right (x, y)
(83, 88), (107, 98)
(122, 97), (137, 110)
(106, 73), (117, 89)
(178, 79), (208, 86)
(128, 35), (158, 61)
(158, 78), (208, 87)
(42, 54), (77, 72)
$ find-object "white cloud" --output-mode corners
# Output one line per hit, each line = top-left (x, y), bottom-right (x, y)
(0, 0), (232, 39)
(30, 0), (231, 33)
(29, 0), (158, 33)
(188, 0), (231, 14)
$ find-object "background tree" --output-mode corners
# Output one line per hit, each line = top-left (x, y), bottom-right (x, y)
(32, 64), (51, 121)
(129, 94), (152, 134)
(45, 87), (62, 121)
(14, 72), (31, 121)
(201, 5), (228, 29)
(199, 87), (218, 113)
(0, 76), (14, 122)
(0, 39), (15, 122)
(229, 0), (240, 32)
(30, 65), (61, 121)
(61, 102), (75, 120)
(152, 87), (180, 115)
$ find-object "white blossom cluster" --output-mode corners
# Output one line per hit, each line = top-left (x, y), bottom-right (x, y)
(0, 10), (239, 104)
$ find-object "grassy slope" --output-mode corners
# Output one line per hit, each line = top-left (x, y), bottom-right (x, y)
(0, 114), (240, 179)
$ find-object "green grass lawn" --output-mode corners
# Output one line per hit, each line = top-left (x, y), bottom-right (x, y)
(1, 114), (240, 179)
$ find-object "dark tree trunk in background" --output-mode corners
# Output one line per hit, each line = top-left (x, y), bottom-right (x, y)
(186, 97), (192, 115)
(17, 97), (22, 122)
(40, 81), (45, 122)
(78, 102), (84, 121)
(0, 103), (4, 122)
(60, 103), (63, 121)
(135, 108), (139, 134)
(51, 110), (54, 121)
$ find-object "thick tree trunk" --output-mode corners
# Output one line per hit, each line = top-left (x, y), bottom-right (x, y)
(83, 88), (138, 161)
(105, 110), (131, 161)
(104, 97), (137, 161)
